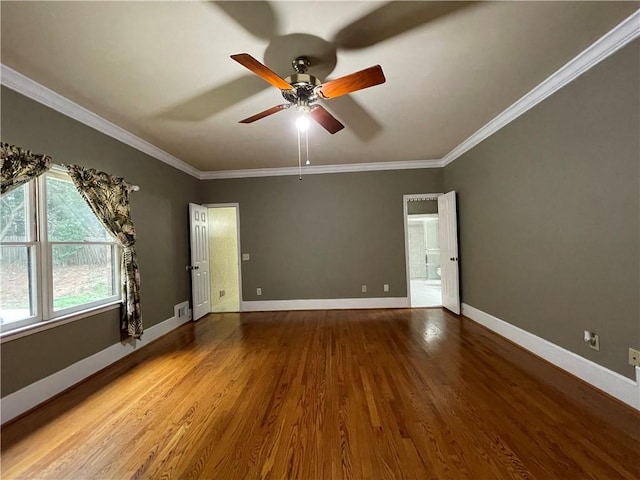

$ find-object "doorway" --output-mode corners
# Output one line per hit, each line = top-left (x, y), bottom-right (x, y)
(404, 195), (442, 307)
(205, 204), (242, 313)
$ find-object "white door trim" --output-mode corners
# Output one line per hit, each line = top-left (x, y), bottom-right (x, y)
(462, 303), (640, 411)
(203, 203), (243, 312)
(403, 193), (443, 307)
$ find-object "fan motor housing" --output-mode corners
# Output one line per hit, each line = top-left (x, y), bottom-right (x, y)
(283, 73), (321, 105)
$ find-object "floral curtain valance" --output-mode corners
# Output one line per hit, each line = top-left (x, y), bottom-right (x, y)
(66, 165), (143, 337)
(1, 142), (52, 195)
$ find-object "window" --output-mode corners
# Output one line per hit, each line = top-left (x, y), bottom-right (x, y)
(0, 168), (120, 333)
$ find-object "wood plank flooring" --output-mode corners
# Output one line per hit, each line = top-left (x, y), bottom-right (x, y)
(1, 308), (639, 479)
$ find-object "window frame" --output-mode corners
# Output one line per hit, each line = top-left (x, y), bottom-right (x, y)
(0, 167), (121, 334)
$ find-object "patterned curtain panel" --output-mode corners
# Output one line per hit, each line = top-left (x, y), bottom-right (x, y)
(0, 142), (52, 194)
(66, 165), (143, 337)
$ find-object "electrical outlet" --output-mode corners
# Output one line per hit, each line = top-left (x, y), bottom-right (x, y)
(584, 330), (600, 351)
(219, 290), (225, 298)
(242, 253), (250, 261)
(383, 284), (389, 292)
(256, 287), (262, 296)
(629, 348), (640, 367)
(361, 285), (367, 293)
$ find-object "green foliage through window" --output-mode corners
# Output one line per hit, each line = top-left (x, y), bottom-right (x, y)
(46, 176), (112, 242)
(1, 172), (119, 327)
(0, 184), (28, 242)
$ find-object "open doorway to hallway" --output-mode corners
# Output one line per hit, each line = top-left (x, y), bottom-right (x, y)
(404, 195), (442, 307)
(206, 204), (242, 313)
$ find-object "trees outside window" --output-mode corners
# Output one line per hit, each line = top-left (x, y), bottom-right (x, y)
(0, 170), (120, 332)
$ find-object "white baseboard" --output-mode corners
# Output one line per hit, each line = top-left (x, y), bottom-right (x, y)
(462, 303), (640, 410)
(242, 297), (410, 312)
(0, 307), (192, 424)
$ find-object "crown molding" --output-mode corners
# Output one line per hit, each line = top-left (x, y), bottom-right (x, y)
(0, 64), (201, 178)
(199, 158), (445, 180)
(0, 64), (443, 180)
(441, 9), (640, 167)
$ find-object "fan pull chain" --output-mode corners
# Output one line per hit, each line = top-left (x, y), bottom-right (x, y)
(305, 129), (310, 166)
(297, 126), (302, 180)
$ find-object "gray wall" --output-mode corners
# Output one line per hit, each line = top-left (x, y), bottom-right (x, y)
(444, 41), (640, 379)
(201, 170), (443, 300)
(1, 87), (200, 396)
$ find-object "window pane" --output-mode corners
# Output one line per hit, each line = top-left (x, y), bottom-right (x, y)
(46, 175), (112, 242)
(0, 245), (35, 324)
(0, 183), (29, 242)
(52, 244), (116, 311)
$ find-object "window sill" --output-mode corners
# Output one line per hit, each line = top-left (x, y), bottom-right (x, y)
(0, 302), (121, 343)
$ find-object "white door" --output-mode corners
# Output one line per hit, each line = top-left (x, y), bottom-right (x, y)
(438, 191), (461, 314)
(189, 203), (211, 320)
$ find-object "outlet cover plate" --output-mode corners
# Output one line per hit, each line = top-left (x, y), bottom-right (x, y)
(589, 334), (600, 351)
(629, 348), (640, 367)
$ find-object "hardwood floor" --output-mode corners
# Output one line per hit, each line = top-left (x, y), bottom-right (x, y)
(2, 308), (639, 479)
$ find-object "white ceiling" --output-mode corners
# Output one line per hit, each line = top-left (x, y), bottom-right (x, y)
(1, 1), (637, 174)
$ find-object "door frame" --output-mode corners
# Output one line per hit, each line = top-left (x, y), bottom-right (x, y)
(203, 203), (243, 312)
(403, 193), (443, 307)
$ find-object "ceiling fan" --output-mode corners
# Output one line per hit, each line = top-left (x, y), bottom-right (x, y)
(231, 53), (386, 134)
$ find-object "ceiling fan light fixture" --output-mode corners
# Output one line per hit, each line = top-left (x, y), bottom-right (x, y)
(231, 52), (386, 177)
(296, 115), (310, 132)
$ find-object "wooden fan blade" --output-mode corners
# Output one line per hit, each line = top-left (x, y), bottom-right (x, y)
(310, 106), (344, 134)
(239, 104), (290, 124)
(318, 65), (385, 99)
(231, 53), (292, 90)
